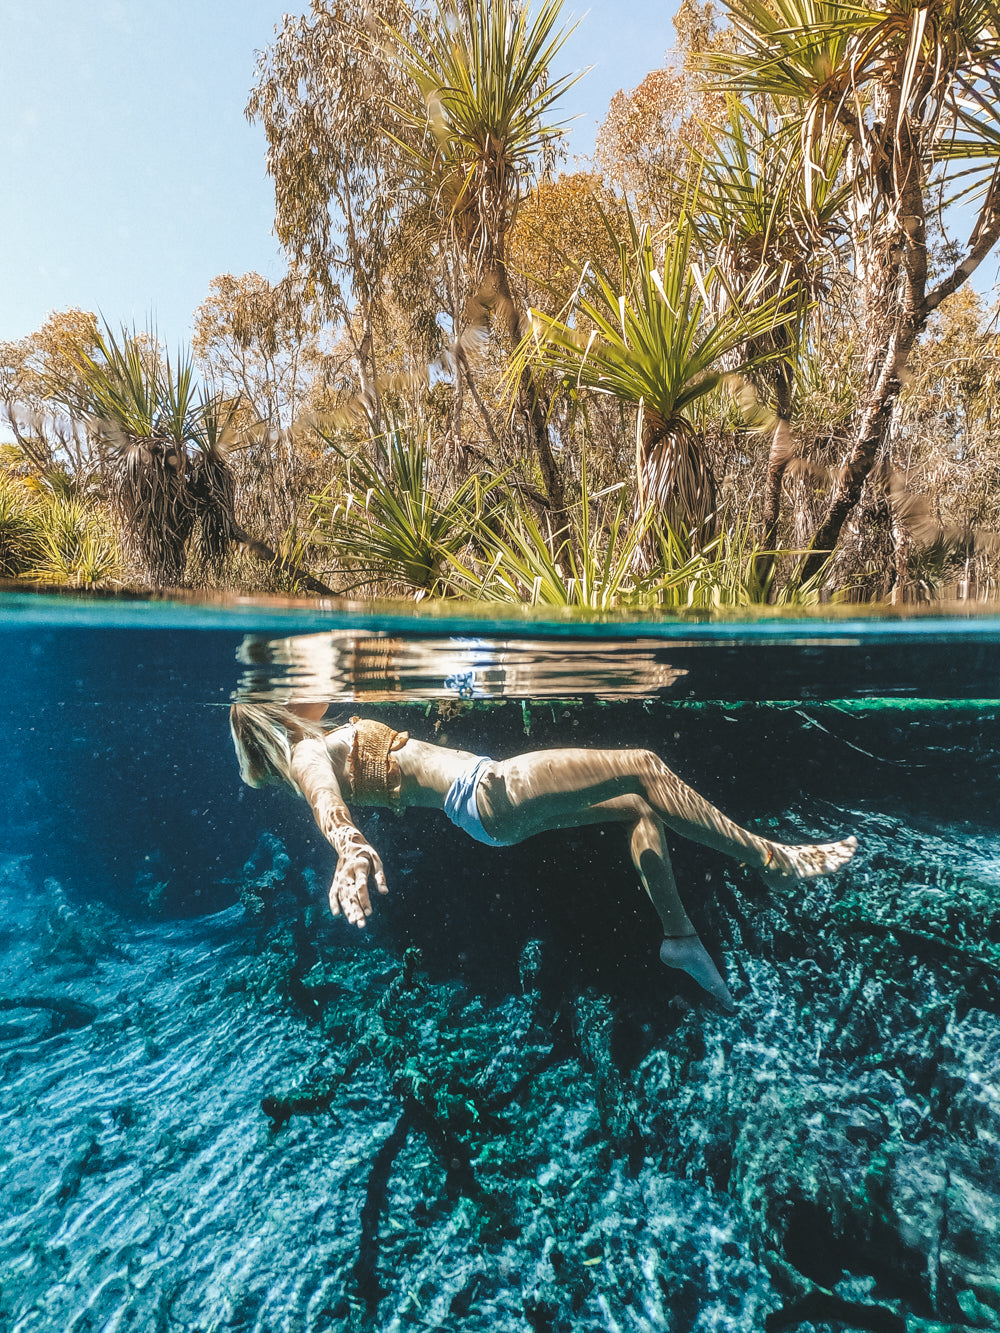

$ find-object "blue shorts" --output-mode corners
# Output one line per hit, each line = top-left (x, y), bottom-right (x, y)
(443, 756), (516, 847)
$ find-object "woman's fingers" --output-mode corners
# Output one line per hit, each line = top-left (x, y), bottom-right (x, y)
(354, 860), (373, 917)
(330, 845), (386, 927)
(370, 848), (388, 895)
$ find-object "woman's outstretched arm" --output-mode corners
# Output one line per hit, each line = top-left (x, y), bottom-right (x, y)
(289, 738), (387, 928)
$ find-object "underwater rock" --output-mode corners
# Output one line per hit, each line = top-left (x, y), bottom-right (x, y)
(53, 1134), (103, 1206)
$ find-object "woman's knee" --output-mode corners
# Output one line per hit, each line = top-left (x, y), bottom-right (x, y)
(622, 793), (659, 830)
(628, 801), (666, 858)
(623, 747), (664, 773)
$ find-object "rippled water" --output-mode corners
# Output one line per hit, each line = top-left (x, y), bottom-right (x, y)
(2, 595), (1000, 1332)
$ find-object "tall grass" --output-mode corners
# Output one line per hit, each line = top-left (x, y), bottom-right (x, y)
(0, 473), (43, 578)
(444, 464), (657, 607)
(447, 496), (824, 608)
(311, 427), (505, 595)
(31, 497), (123, 587)
(308, 414), (827, 608)
(0, 471), (122, 587)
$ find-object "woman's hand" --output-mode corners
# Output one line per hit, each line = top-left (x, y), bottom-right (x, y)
(329, 824), (388, 927)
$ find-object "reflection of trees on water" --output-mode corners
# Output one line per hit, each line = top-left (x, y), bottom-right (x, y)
(235, 631), (688, 702)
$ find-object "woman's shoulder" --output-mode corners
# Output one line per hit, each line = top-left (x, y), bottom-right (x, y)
(318, 721), (353, 767)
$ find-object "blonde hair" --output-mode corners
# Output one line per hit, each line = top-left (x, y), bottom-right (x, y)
(229, 703), (328, 789)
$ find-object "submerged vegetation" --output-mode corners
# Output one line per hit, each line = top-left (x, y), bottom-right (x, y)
(5, 0), (1000, 603)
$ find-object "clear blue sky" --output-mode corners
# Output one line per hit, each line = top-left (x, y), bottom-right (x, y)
(2, 0), (678, 351)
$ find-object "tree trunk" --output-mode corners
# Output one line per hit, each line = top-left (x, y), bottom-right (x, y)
(756, 366), (794, 591)
(477, 262), (565, 514)
(800, 103), (929, 585)
(229, 522), (335, 596)
(635, 412), (715, 569)
(799, 355), (903, 583)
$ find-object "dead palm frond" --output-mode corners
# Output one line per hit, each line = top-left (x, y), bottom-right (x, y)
(60, 325), (245, 585)
(189, 391), (241, 568)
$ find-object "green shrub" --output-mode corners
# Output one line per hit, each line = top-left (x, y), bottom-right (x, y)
(0, 473), (44, 577)
(31, 496), (124, 587)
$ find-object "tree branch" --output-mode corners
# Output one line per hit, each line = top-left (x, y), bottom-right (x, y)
(229, 522), (335, 596)
(925, 207), (1000, 315)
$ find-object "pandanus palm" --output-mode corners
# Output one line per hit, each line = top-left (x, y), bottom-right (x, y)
(522, 208), (799, 562)
(64, 325), (333, 591)
(688, 96), (850, 564)
(66, 328), (201, 585)
(713, 0), (1000, 581)
(390, 0), (580, 508)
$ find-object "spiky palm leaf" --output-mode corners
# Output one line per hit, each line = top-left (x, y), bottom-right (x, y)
(684, 95), (852, 564)
(522, 207), (799, 545)
(691, 97), (849, 338)
(715, 0), (1000, 204)
(63, 326), (192, 583)
(312, 425), (502, 593)
(389, 0), (582, 508)
(712, 0), (1000, 580)
(391, 0), (579, 274)
(444, 454), (672, 606)
(62, 326), (246, 585)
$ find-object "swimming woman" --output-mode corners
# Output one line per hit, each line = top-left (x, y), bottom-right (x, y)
(229, 703), (857, 1009)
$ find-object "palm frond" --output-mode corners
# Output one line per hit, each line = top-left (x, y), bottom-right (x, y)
(312, 425), (503, 593)
(691, 95), (850, 315)
(521, 205), (800, 423)
(714, 0), (1000, 188)
(389, 0), (582, 262)
(65, 323), (160, 442)
(159, 347), (202, 444)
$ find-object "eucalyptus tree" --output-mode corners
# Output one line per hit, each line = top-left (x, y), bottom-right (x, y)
(247, 0), (424, 432)
(389, 0), (581, 510)
(522, 209), (798, 559)
(0, 309), (102, 477)
(714, 0), (1000, 581)
(193, 271), (323, 545)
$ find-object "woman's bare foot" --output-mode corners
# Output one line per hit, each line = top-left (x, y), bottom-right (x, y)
(763, 835), (857, 886)
(659, 935), (736, 1011)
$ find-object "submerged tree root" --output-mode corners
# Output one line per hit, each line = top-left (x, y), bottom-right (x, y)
(261, 937), (662, 1317)
(354, 1108), (413, 1309)
(261, 947), (424, 1129)
(0, 994), (98, 1031)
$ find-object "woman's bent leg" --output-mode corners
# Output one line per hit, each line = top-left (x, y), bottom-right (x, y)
(478, 747), (855, 878)
(627, 800), (736, 1009)
(515, 791), (736, 1008)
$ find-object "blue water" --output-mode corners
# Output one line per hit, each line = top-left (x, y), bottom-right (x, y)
(2, 593), (1000, 1332)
